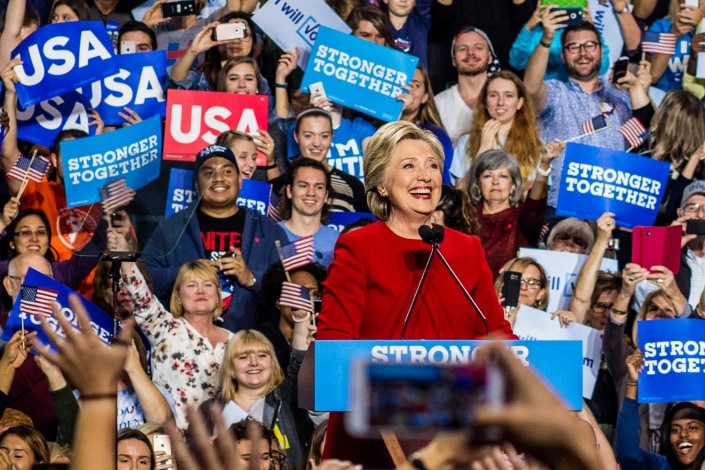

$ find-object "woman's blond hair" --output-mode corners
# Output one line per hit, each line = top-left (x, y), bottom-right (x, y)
(364, 121), (444, 220)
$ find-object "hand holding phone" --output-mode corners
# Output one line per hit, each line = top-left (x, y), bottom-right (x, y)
(501, 271), (522, 309)
(612, 57), (630, 84)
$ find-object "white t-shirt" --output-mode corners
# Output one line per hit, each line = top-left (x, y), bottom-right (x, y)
(435, 84), (474, 146)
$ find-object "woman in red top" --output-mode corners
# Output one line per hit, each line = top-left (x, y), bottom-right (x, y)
(317, 121), (513, 466)
(466, 148), (558, 278)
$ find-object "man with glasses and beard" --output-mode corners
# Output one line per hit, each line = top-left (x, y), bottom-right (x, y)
(524, 16), (650, 219)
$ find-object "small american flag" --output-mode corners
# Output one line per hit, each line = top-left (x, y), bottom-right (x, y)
(581, 115), (607, 135)
(267, 189), (281, 222)
(279, 281), (313, 312)
(641, 31), (676, 55)
(6, 155), (50, 182)
(280, 236), (315, 271)
(101, 179), (135, 212)
(20, 285), (58, 317)
(619, 117), (650, 149)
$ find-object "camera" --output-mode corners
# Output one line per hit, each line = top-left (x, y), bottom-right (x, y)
(211, 23), (247, 41)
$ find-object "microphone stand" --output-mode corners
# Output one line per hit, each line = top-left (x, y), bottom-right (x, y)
(400, 247), (435, 339)
(102, 251), (140, 341)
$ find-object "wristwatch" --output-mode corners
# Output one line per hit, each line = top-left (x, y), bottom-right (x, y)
(615, 6), (629, 14)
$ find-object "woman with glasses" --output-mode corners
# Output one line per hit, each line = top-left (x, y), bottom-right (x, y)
(494, 256), (549, 328)
(200, 328), (312, 469)
(466, 148), (560, 278)
(0, 208), (109, 309)
(546, 217), (594, 254)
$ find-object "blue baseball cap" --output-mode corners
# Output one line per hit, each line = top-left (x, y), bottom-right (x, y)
(195, 144), (239, 174)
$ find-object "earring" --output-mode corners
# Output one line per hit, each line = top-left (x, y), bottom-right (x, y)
(379, 188), (388, 197)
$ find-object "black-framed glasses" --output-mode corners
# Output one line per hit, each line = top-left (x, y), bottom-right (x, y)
(7, 275), (23, 284)
(592, 302), (613, 313)
(267, 450), (287, 465)
(564, 40), (599, 54)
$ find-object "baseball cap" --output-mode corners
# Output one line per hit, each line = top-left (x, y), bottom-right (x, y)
(681, 180), (705, 207)
(195, 144), (239, 174)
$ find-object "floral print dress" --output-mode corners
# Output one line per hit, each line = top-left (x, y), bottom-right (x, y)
(123, 265), (233, 429)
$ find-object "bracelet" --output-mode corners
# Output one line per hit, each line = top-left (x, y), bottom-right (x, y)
(80, 392), (116, 400)
(264, 163), (278, 170)
(611, 307), (628, 316)
(536, 165), (551, 176)
(408, 453), (428, 470)
(615, 6), (629, 14)
(274, 82), (288, 89)
(626, 380), (638, 386)
(539, 39), (552, 49)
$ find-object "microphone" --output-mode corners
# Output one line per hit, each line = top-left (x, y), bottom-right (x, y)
(401, 224), (490, 338)
(101, 251), (140, 262)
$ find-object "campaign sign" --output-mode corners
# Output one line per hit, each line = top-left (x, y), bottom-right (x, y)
(78, 51), (167, 126)
(163, 89), (268, 161)
(12, 21), (117, 108)
(556, 143), (670, 229)
(638, 319), (705, 403)
(252, 0), (351, 70)
(16, 91), (97, 145)
(0, 268), (115, 351)
(304, 340), (583, 411)
(327, 211), (376, 233)
(61, 115), (162, 207)
(165, 168), (196, 217)
(513, 305), (603, 399)
(237, 179), (271, 216)
(164, 169), (271, 217)
(518, 247), (618, 314)
(301, 26), (419, 122)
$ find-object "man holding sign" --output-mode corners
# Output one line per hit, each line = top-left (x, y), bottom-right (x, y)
(524, 17), (650, 214)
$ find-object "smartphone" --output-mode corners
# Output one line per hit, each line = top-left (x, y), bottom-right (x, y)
(152, 434), (172, 464)
(308, 81), (328, 100)
(501, 271), (522, 309)
(120, 40), (136, 54)
(540, 0), (586, 7)
(612, 56), (630, 84)
(550, 7), (584, 26)
(211, 22), (247, 41)
(161, 0), (196, 17)
(686, 219), (705, 235)
(632, 225), (682, 274)
(347, 361), (503, 438)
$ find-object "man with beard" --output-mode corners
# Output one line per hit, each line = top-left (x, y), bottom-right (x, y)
(435, 26), (501, 145)
(524, 16), (649, 216)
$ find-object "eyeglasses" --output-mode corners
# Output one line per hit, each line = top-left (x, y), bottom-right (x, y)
(7, 275), (23, 284)
(564, 41), (599, 54)
(591, 302), (613, 313)
(683, 203), (705, 215)
(556, 233), (588, 248)
(520, 278), (542, 290)
(267, 450), (287, 465)
(15, 229), (48, 239)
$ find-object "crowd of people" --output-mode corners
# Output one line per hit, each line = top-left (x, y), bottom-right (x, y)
(0, 0), (704, 468)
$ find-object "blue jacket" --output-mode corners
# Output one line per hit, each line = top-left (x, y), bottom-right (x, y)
(142, 205), (287, 332)
(615, 397), (670, 470)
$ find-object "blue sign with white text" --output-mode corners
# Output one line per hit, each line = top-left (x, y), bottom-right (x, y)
(12, 21), (117, 108)
(237, 179), (271, 216)
(78, 51), (168, 126)
(16, 91), (96, 145)
(61, 116), (162, 207)
(301, 26), (418, 122)
(308, 340), (583, 411)
(327, 211), (375, 232)
(638, 319), (705, 403)
(556, 143), (670, 229)
(1, 268), (116, 351)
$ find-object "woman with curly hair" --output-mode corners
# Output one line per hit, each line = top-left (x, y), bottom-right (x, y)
(451, 70), (543, 189)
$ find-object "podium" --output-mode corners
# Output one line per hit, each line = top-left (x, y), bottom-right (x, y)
(299, 339), (584, 412)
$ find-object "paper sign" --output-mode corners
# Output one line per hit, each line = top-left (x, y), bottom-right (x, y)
(17, 91), (96, 145)
(1, 268), (116, 351)
(60, 115), (162, 207)
(252, 0), (351, 70)
(12, 21), (117, 107)
(556, 143), (670, 229)
(513, 305), (603, 398)
(301, 26), (419, 122)
(163, 89), (268, 161)
(78, 51), (167, 126)
(518, 247), (618, 314)
(638, 319), (705, 402)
